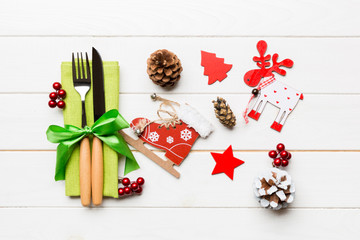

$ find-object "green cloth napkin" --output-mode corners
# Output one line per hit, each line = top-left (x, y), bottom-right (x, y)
(61, 61), (120, 198)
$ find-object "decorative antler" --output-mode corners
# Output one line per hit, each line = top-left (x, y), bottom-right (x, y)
(268, 54), (293, 76)
(253, 40), (271, 69)
(243, 40), (294, 87)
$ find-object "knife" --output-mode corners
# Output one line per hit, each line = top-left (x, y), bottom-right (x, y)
(92, 47), (105, 206)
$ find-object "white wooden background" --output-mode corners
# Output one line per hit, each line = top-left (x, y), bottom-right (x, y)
(1, 0), (360, 239)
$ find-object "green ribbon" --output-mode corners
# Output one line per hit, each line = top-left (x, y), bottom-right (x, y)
(46, 109), (139, 181)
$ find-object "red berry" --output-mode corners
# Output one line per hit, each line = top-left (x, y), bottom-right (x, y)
(58, 89), (66, 98)
(280, 151), (289, 159)
(135, 186), (143, 194)
(268, 150), (278, 159)
(287, 152), (292, 160)
(122, 178), (130, 186)
(48, 100), (57, 108)
(53, 82), (62, 90)
(281, 159), (289, 167)
(273, 158), (281, 167)
(137, 177), (145, 186)
(124, 187), (132, 194)
(131, 182), (139, 191)
(276, 143), (285, 152)
(118, 188), (125, 196)
(49, 92), (58, 100)
(57, 100), (65, 109)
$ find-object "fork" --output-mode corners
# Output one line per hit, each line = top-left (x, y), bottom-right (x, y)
(72, 52), (91, 207)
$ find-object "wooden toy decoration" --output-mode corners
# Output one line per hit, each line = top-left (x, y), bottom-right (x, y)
(120, 94), (213, 178)
(243, 40), (303, 132)
(201, 51), (232, 85)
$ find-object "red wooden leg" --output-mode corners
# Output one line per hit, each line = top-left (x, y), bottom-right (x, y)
(248, 110), (261, 120)
(271, 121), (279, 130)
(270, 122), (283, 132)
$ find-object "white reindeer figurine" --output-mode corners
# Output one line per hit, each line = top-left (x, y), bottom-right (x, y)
(243, 40), (303, 132)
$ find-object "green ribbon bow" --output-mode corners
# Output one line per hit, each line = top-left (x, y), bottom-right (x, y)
(46, 109), (139, 181)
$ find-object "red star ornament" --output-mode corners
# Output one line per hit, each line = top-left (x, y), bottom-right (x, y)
(211, 145), (244, 180)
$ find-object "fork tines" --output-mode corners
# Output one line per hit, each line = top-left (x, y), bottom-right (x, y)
(72, 52), (91, 86)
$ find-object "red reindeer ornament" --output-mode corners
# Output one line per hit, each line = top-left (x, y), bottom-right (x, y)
(243, 40), (303, 132)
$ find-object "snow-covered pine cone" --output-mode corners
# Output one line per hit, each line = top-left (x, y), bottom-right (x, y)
(253, 168), (295, 210)
(147, 49), (183, 88)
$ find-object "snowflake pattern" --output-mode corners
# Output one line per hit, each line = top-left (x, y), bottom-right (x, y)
(167, 136), (174, 144)
(149, 131), (159, 142)
(180, 129), (192, 141)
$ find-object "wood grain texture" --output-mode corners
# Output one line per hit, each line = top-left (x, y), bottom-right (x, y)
(0, 0), (359, 36)
(0, 37), (359, 94)
(0, 0), (359, 238)
(91, 136), (103, 206)
(1, 94), (359, 150)
(79, 137), (91, 207)
(1, 151), (359, 208)
(1, 208), (360, 240)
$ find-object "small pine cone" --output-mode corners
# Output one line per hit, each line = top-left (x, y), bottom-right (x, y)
(147, 49), (183, 88)
(212, 97), (236, 127)
(253, 168), (295, 210)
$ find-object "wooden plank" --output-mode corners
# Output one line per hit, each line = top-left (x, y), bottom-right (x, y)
(1, 208), (359, 239)
(1, 151), (359, 208)
(0, 37), (359, 94)
(1, 94), (359, 150)
(0, 0), (359, 36)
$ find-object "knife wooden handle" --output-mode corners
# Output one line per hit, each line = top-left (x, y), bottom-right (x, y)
(92, 136), (103, 206)
(80, 137), (91, 207)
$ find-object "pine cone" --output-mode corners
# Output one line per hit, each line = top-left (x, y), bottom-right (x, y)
(253, 168), (295, 210)
(147, 49), (183, 88)
(212, 97), (236, 127)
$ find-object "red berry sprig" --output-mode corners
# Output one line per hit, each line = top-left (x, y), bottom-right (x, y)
(118, 177), (145, 196)
(48, 82), (66, 109)
(268, 143), (292, 167)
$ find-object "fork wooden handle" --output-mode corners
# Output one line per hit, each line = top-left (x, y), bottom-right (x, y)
(80, 137), (91, 207)
(92, 136), (103, 206)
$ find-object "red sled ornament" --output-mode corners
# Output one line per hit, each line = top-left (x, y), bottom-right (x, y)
(120, 94), (213, 178)
(243, 40), (304, 132)
(201, 51), (232, 85)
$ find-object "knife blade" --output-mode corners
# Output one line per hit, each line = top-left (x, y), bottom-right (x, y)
(92, 47), (105, 121)
(92, 47), (105, 206)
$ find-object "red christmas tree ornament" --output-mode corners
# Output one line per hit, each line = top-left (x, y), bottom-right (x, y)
(243, 40), (304, 132)
(201, 51), (232, 85)
(211, 145), (244, 180)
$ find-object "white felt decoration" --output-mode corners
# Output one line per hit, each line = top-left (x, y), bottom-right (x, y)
(178, 103), (214, 138)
